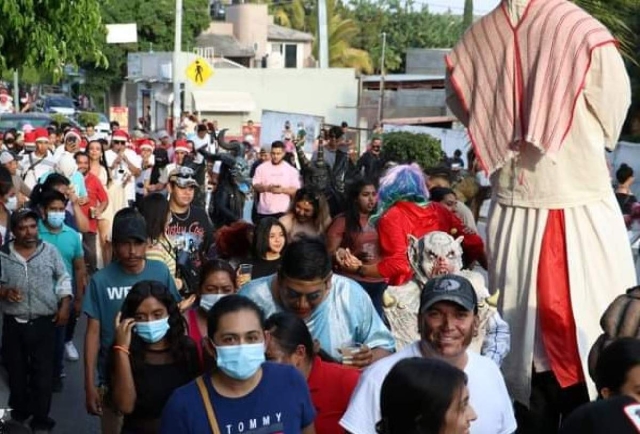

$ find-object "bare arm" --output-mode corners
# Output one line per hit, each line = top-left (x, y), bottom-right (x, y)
(302, 424), (316, 434)
(72, 202), (91, 233)
(84, 317), (103, 415)
(111, 351), (137, 414)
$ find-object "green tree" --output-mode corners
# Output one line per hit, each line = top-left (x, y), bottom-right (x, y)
(83, 0), (210, 98)
(463, 0), (473, 29)
(381, 131), (442, 170)
(0, 0), (107, 74)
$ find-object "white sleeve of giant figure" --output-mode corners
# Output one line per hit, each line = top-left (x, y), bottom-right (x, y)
(583, 44), (631, 151)
(481, 309), (511, 367)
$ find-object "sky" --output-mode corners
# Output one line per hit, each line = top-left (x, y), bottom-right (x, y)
(420, 0), (501, 15)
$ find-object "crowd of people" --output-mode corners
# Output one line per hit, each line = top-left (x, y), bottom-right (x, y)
(3, 0), (640, 428)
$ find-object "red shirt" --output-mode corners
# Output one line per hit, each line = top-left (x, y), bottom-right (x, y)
(307, 356), (360, 434)
(376, 201), (485, 285)
(82, 172), (108, 233)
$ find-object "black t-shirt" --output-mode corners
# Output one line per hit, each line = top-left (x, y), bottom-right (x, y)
(560, 395), (640, 434)
(123, 340), (200, 432)
(166, 205), (214, 268)
(616, 192), (637, 215)
(250, 256), (282, 279)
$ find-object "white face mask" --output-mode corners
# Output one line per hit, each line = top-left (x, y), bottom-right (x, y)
(200, 293), (227, 311)
(5, 196), (17, 212)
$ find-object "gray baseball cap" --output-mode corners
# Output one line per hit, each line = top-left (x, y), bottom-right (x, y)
(419, 274), (478, 313)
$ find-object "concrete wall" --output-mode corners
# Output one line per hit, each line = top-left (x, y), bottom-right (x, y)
(184, 68), (359, 137)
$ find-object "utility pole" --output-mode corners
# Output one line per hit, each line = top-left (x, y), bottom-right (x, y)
(377, 32), (387, 123)
(318, 0), (329, 68)
(13, 70), (19, 112)
(172, 0), (183, 137)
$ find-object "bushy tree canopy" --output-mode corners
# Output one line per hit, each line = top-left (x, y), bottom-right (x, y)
(0, 0), (107, 74)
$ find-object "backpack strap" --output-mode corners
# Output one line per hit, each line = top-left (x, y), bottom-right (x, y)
(196, 376), (221, 434)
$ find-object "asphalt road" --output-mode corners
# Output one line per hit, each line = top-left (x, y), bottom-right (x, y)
(0, 315), (100, 433)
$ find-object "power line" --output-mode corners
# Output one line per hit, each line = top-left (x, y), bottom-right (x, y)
(412, 0), (492, 14)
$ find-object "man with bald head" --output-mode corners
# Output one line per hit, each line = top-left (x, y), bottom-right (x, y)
(446, 0), (636, 431)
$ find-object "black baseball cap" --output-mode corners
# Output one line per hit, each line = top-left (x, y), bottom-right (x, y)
(112, 208), (147, 243)
(419, 274), (478, 313)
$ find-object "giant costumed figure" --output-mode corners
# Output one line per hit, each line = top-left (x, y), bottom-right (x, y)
(445, 0), (637, 427)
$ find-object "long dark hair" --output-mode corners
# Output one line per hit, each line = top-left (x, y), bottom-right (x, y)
(30, 173), (70, 209)
(118, 280), (198, 377)
(379, 357), (468, 434)
(253, 217), (287, 260)
(88, 140), (112, 187)
(343, 177), (376, 248)
(140, 193), (170, 241)
(265, 312), (314, 363)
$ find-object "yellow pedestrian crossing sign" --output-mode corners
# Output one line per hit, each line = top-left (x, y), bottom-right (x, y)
(186, 57), (214, 86)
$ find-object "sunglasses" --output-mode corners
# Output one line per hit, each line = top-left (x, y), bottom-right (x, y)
(112, 140), (126, 145)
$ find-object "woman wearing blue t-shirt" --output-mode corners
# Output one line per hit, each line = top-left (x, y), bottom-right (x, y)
(111, 280), (200, 434)
(160, 295), (317, 433)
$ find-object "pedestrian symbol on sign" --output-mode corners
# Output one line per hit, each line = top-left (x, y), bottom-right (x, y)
(186, 57), (214, 86)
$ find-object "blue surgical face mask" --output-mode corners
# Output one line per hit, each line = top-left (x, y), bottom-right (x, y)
(200, 294), (227, 312)
(46, 211), (66, 228)
(135, 317), (170, 343)
(215, 342), (265, 380)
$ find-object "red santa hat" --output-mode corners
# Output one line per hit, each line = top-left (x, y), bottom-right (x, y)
(24, 131), (36, 145)
(139, 139), (154, 151)
(64, 129), (82, 142)
(174, 139), (191, 153)
(34, 127), (49, 142)
(112, 130), (129, 142)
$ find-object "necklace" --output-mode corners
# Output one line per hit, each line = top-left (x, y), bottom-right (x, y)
(171, 206), (191, 222)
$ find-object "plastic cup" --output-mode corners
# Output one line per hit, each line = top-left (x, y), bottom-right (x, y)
(341, 343), (363, 365)
(238, 264), (253, 278)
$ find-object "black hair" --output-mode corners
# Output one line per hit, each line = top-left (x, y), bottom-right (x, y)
(265, 312), (314, 362)
(429, 187), (456, 202)
(343, 177), (377, 248)
(328, 125), (343, 140)
(379, 357), (468, 434)
(198, 259), (237, 295)
(140, 193), (170, 241)
(279, 236), (332, 281)
(87, 140), (112, 187)
(29, 173), (70, 209)
(253, 217), (287, 260)
(110, 121), (120, 129)
(454, 149), (462, 158)
(0, 165), (13, 197)
(74, 151), (89, 161)
(617, 163), (634, 185)
(118, 280), (199, 380)
(341, 121), (348, 128)
(39, 189), (68, 209)
(289, 187), (331, 234)
(271, 140), (285, 150)
(207, 294), (265, 338)
(595, 337), (640, 395)
(85, 122), (95, 129)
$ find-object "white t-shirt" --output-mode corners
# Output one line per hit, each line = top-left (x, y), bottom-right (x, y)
(340, 342), (517, 434)
(19, 151), (56, 189)
(105, 149), (142, 203)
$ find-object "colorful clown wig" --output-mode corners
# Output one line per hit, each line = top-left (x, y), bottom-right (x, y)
(370, 163), (430, 225)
